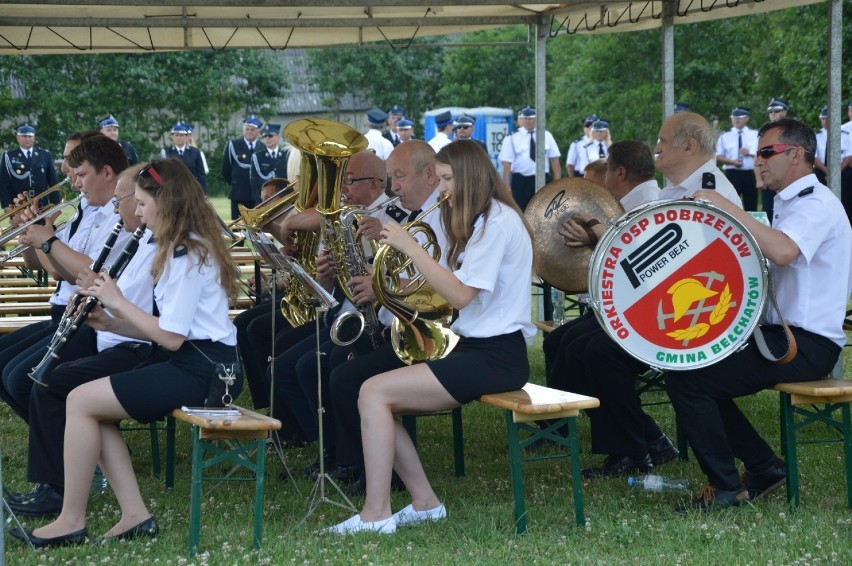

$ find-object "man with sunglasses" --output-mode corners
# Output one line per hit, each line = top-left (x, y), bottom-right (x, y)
(755, 98), (790, 222)
(666, 118), (852, 512)
(452, 114), (487, 154)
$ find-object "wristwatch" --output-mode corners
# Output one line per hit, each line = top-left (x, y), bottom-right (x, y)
(41, 235), (59, 254)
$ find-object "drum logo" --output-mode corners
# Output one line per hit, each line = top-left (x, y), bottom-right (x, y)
(592, 204), (766, 370)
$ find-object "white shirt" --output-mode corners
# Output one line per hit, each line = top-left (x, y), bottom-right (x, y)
(452, 200), (536, 345)
(377, 188), (450, 328)
(659, 158), (743, 207)
(815, 128), (852, 163)
(365, 129), (394, 160)
(581, 139), (608, 165)
(620, 179), (660, 212)
(97, 229), (156, 351)
(51, 206), (131, 306)
(498, 127), (560, 176)
(156, 239), (236, 345)
(565, 136), (592, 174)
(428, 131), (452, 153)
(763, 174), (852, 347)
(716, 126), (759, 170)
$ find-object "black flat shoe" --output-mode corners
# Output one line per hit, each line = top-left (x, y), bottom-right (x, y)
(101, 516), (159, 542)
(8, 526), (88, 549)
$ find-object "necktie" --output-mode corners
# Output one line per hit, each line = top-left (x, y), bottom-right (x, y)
(529, 132), (536, 162)
(598, 143), (606, 159)
(178, 149), (184, 156)
(269, 151), (275, 160)
(25, 150), (31, 160)
(407, 208), (423, 222)
(738, 130), (742, 150)
(248, 143), (254, 152)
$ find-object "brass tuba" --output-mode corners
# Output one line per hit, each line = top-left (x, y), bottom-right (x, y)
(371, 193), (460, 365)
(283, 118), (368, 327)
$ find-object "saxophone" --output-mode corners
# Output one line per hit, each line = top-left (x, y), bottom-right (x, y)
(329, 196), (399, 353)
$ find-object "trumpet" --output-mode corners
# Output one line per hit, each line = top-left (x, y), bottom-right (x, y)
(0, 178), (69, 227)
(0, 193), (82, 248)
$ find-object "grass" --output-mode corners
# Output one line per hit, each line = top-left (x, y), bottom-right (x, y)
(3, 204), (852, 564)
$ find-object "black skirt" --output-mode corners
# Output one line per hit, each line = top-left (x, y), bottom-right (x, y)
(111, 339), (238, 423)
(425, 330), (529, 404)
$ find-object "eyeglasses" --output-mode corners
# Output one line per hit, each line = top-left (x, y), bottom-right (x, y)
(342, 176), (378, 186)
(456, 125), (472, 130)
(138, 164), (163, 186)
(263, 133), (277, 138)
(111, 192), (135, 208)
(756, 144), (806, 159)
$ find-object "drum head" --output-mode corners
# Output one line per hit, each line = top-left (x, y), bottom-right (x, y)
(588, 200), (767, 370)
(525, 177), (624, 293)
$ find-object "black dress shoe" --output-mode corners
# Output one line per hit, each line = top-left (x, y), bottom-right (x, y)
(100, 516), (159, 542)
(5, 483), (50, 505)
(582, 454), (653, 479)
(675, 484), (748, 514)
(7, 484), (63, 517)
(327, 465), (363, 485)
(8, 526), (88, 549)
(648, 434), (680, 466)
(742, 457), (786, 500)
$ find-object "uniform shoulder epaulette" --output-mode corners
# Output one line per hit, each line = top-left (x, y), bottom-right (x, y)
(173, 244), (188, 258)
(574, 136), (584, 143)
(797, 186), (814, 197)
(841, 130), (849, 136)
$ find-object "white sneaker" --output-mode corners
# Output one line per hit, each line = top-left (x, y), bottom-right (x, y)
(324, 514), (396, 535)
(392, 503), (447, 526)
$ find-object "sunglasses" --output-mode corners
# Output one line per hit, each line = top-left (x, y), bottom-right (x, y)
(138, 164), (164, 186)
(756, 144), (807, 159)
(264, 133), (277, 138)
(456, 125), (472, 130)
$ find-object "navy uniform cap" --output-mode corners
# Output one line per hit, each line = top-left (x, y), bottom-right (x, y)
(434, 110), (453, 128)
(367, 107), (388, 125)
(244, 115), (263, 129)
(263, 123), (281, 135)
(171, 122), (192, 134)
(454, 114), (475, 127)
(820, 106), (828, 118)
(767, 98), (789, 112)
(674, 102), (690, 113)
(518, 106), (536, 118)
(397, 118), (413, 130)
(387, 105), (406, 116)
(591, 120), (609, 131)
(16, 123), (35, 135)
(583, 114), (599, 126)
(848, 100), (852, 109)
(98, 114), (119, 128)
(731, 107), (750, 118)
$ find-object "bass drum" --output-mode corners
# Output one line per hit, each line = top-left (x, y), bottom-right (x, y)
(525, 177), (624, 293)
(588, 199), (768, 371)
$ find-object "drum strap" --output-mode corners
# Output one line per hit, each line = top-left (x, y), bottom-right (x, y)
(753, 273), (797, 364)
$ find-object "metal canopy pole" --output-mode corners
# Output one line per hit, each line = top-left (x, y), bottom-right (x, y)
(661, 0), (675, 121)
(534, 20), (547, 190)
(827, 0), (842, 201)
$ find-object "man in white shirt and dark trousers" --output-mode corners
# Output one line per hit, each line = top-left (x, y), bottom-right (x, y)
(716, 107), (759, 212)
(498, 106), (561, 212)
(814, 106), (852, 225)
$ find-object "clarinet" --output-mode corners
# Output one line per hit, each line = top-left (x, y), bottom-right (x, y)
(29, 223), (146, 386)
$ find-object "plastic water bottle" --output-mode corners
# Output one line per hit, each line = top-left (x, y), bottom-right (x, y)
(551, 288), (565, 324)
(627, 474), (689, 492)
(91, 465), (108, 494)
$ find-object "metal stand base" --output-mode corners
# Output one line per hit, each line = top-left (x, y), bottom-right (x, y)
(295, 305), (356, 528)
(2, 451), (35, 553)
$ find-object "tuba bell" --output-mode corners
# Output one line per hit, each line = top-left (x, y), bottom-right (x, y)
(371, 193), (459, 365)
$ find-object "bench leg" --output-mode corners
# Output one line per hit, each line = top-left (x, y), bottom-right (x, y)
(566, 417), (586, 527)
(165, 415), (175, 489)
(503, 411), (528, 534)
(149, 422), (161, 478)
(188, 426), (204, 557)
(779, 393), (800, 507)
(452, 407), (465, 477)
(252, 437), (267, 550)
(842, 403), (852, 509)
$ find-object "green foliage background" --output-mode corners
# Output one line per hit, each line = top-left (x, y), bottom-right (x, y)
(0, 2), (850, 195)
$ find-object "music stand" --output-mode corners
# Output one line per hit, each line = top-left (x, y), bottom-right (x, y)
(245, 229), (356, 518)
(2, 449), (35, 552)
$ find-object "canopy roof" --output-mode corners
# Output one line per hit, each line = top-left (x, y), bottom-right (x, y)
(0, 0), (821, 55)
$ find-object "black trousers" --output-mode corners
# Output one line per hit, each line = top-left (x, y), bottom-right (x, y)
(666, 326), (840, 491)
(264, 321), (318, 443)
(724, 169), (758, 212)
(27, 342), (158, 487)
(549, 316), (664, 458)
(510, 172), (551, 212)
(234, 301), (291, 409)
(329, 341), (405, 468)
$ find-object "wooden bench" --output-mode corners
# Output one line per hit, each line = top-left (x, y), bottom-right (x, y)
(479, 383), (599, 533)
(0, 302), (52, 315)
(774, 379), (852, 508)
(168, 406), (281, 556)
(0, 315), (50, 334)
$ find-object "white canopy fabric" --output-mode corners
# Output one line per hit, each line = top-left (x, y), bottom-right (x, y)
(0, 0), (822, 55)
